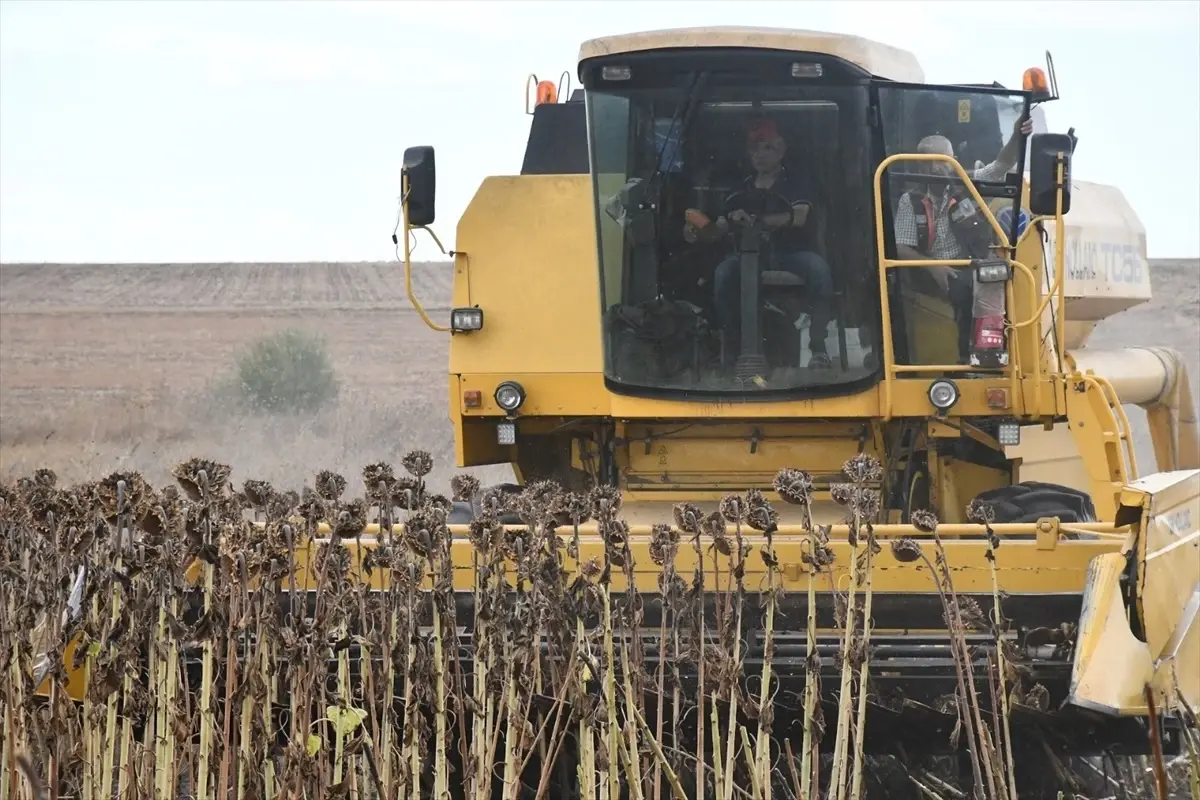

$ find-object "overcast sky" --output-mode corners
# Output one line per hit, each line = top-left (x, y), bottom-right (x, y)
(1, 0), (1198, 263)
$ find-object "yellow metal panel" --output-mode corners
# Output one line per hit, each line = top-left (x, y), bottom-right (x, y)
(1069, 552), (1155, 715)
(257, 532), (1118, 595)
(623, 434), (867, 488)
(1006, 423), (1091, 494)
(1135, 470), (1200, 662)
(577, 27), (925, 82)
(450, 175), (603, 376)
(454, 371), (1051, 421)
(457, 373), (610, 417)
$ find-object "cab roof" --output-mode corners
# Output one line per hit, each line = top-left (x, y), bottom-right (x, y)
(577, 26), (925, 83)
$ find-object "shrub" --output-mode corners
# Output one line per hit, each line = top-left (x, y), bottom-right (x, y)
(234, 328), (339, 413)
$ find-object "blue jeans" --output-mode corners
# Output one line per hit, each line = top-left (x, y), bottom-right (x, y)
(713, 250), (834, 354)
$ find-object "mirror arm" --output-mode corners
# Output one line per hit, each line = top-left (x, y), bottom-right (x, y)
(401, 175), (451, 333)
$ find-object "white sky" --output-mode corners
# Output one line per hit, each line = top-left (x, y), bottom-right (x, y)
(1, 0), (1198, 263)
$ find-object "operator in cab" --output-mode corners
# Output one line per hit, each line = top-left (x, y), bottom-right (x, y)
(892, 115), (1033, 361)
(684, 117), (835, 370)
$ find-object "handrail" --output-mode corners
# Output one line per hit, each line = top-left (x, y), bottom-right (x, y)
(1087, 372), (1141, 480)
(303, 520), (1127, 541)
(871, 153), (1019, 420)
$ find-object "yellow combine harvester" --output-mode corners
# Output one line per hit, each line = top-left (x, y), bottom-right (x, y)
(9, 24), (1198, 800)
(396, 24), (1200, 794)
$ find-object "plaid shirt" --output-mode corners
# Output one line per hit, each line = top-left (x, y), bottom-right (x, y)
(893, 159), (1011, 260)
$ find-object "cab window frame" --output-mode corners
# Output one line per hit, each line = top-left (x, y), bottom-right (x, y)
(584, 56), (885, 402)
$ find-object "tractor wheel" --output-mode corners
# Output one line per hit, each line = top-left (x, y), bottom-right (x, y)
(448, 482), (523, 524)
(970, 481), (1097, 524)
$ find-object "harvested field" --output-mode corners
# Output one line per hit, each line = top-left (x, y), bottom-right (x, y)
(0, 259), (1196, 494)
(0, 261), (512, 496)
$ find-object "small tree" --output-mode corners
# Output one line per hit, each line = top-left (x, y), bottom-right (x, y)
(234, 328), (339, 413)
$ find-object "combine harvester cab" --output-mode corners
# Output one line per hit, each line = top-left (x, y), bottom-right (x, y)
(11, 24), (1199, 800)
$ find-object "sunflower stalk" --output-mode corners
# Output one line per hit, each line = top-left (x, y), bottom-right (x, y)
(829, 508), (862, 797)
(771, 468), (823, 799)
(431, 535), (450, 800)
(708, 529), (726, 800)
(195, 469), (218, 800)
(848, 522), (878, 800)
(751, 489), (779, 800)
(722, 502), (748, 800)
(100, 485), (128, 800)
(973, 503), (1018, 800)
(931, 531), (998, 799)
(904, 511), (987, 800)
(620, 522), (645, 798)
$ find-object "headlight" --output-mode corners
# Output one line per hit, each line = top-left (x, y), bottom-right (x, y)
(496, 421), (517, 446)
(494, 381), (526, 413)
(975, 259), (1012, 283)
(928, 379), (960, 412)
(997, 422), (1021, 447)
(450, 307), (484, 332)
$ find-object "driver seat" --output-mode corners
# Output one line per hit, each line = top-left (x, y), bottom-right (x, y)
(759, 209), (850, 370)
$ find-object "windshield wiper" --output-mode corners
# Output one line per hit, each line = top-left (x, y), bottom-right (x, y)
(642, 70), (709, 203)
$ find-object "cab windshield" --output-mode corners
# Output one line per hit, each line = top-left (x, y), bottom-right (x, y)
(587, 72), (877, 398)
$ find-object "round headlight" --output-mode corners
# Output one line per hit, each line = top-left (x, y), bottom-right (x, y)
(494, 381), (526, 413)
(928, 379), (960, 411)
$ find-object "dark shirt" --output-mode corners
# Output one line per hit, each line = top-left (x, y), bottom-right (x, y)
(729, 168), (817, 254)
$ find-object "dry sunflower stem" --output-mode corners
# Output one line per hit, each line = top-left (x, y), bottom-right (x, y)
(0, 454), (1175, 800)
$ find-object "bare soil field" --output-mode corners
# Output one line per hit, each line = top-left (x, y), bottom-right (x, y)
(0, 259), (1196, 496)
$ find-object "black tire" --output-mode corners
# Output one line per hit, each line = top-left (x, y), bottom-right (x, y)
(970, 481), (1097, 524)
(447, 482), (524, 525)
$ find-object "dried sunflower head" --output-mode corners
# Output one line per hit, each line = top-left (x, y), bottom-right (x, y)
(401, 450), (434, 478)
(773, 469), (813, 505)
(910, 509), (939, 534)
(588, 485), (622, 520)
(702, 512), (732, 555)
(332, 498), (369, 539)
(965, 498), (996, 525)
(580, 557), (603, 581)
(853, 487), (881, 521)
(478, 485), (511, 517)
(32, 468), (57, 489)
(94, 471), (150, 521)
(450, 473), (481, 503)
(957, 596), (989, 631)
(830, 483), (855, 507)
(296, 488), (326, 525)
(649, 524), (679, 567)
(602, 518), (630, 553)
(362, 463), (396, 501)
(550, 491), (590, 527)
(403, 511), (442, 558)
(172, 458), (231, 501)
(890, 538), (923, 563)
(718, 494), (746, 524)
(241, 479), (274, 509)
(314, 471), (347, 503)
(745, 489), (778, 533)
(843, 453), (883, 484)
(391, 476), (423, 510)
(672, 502), (703, 535)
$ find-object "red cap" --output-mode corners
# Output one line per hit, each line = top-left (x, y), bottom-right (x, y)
(747, 117), (779, 145)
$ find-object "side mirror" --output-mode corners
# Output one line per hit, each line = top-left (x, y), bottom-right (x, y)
(402, 146), (436, 226)
(1028, 132), (1073, 216)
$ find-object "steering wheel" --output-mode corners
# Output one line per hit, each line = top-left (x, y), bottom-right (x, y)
(720, 187), (798, 227)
